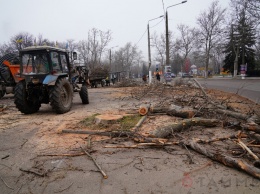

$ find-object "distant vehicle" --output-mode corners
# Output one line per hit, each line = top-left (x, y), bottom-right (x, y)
(181, 73), (193, 78)
(164, 73), (172, 82)
(170, 73), (176, 78)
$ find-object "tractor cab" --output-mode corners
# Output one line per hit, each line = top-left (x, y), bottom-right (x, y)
(14, 46), (89, 115)
(19, 46), (71, 84)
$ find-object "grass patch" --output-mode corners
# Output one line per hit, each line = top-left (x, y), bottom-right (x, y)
(78, 114), (142, 131)
(79, 113), (100, 127)
(119, 114), (142, 130)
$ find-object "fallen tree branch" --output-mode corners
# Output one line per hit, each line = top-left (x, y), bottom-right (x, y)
(0, 176), (14, 190)
(78, 143), (108, 179)
(149, 118), (219, 138)
(196, 131), (241, 144)
(54, 183), (73, 193)
(19, 168), (48, 177)
(38, 153), (86, 157)
(193, 78), (226, 109)
(133, 115), (147, 132)
(237, 139), (259, 161)
(104, 141), (179, 148)
(188, 139), (260, 179)
(192, 78), (208, 99)
(216, 109), (250, 120)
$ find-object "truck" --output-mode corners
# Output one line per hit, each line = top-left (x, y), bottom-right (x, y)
(0, 53), (21, 98)
(89, 66), (109, 88)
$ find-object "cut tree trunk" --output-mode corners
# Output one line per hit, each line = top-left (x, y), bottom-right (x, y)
(149, 118), (219, 138)
(216, 109), (250, 120)
(139, 104), (151, 116)
(150, 104), (196, 118)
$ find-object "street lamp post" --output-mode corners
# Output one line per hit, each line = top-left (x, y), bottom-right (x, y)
(109, 46), (118, 72)
(147, 15), (164, 84)
(231, 24), (240, 78)
(148, 15), (164, 70)
(165, 1), (187, 67)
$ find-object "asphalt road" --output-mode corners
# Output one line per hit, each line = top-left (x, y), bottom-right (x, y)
(196, 77), (260, 104)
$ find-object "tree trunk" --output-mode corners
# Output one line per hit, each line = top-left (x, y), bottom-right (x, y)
(150, 104), (196, 118)
(216, 109), (250, 120)
(149, 118), (219, 138)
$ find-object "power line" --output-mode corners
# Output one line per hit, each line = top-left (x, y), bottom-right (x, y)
(150, 18), (164, 28)
(134, 17), (164, 47)
(162, 0), (165, 13)
(134, 28), (147, 48)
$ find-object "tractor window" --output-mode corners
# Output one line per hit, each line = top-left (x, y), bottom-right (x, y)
(35, 54), (48, 73)
(21, 53), (49, 74)
(60, 54), (68, 72)
(50, 52), (62, 73)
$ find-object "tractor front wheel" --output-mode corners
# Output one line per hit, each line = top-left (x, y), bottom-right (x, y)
(14, 81), (41, 114)
(79, 85), (89, 104)
(49, 78), (73, 114)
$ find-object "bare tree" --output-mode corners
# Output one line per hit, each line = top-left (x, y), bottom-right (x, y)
(113, 43), (142, 74)
(151, 31), (174, 67)
(77, 40), (90, 66)
(175, 24), (198, 72)
(231, 0), (260, 25)
(151, 32), (166, 66)
(197, 0), (226, 78)
(87, 28), (112, 69)
(10, 32), (34, 51)
(36, 34), (52, 46)
(0, 42), (16, 57)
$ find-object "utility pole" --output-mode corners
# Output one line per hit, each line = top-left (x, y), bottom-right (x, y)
(165, 10), (169, 66)
(147, 15), (164, 84)
(148, 23), (151, 70)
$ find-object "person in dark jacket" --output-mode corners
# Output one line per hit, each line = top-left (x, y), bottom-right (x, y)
(156, 72), (160, 81)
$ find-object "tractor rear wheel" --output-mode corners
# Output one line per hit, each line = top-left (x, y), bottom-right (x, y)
(79, 85), (89, 104)
(49, 78), (73, 114)
(14, 81), (41, 114)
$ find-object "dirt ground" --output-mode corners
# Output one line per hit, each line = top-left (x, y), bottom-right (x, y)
(0, 82), (260, 194)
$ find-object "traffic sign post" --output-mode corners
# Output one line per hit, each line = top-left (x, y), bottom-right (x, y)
(164, 65), (172, 83)
(240, 64), (246, 79)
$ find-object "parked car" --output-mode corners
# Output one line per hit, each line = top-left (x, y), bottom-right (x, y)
(170, 73), (176, 78)
(181, 73), (193, 78)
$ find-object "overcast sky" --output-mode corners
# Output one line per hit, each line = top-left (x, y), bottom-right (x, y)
(0, 0), (230, 59)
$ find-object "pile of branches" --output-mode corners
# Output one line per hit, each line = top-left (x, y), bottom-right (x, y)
(120, 78), (260, 179)
(89, 66), (109, 78)
(62, 78), (260, 179)
(115, 78), (143, 87)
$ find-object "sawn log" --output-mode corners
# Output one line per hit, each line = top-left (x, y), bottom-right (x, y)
(149, 118), (219, 138)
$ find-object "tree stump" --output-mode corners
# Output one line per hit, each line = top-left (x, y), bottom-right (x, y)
(94, 114), (123, 125)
